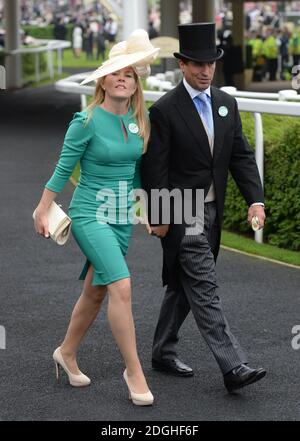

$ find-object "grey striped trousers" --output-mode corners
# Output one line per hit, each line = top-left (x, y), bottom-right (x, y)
(152, 201), (248, 374)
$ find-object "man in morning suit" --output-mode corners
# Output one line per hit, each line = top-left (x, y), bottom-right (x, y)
(141, 23), (267, 393)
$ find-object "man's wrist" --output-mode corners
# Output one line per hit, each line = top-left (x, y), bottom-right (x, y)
(250, 202), (265, 208)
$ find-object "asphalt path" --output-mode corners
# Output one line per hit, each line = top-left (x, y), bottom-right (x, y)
(0, 85), (300, 421)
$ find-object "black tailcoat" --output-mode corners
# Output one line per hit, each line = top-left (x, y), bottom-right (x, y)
(141, 82), (264, 286)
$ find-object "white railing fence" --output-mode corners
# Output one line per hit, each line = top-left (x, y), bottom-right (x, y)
(220, 85), (300, 102)
(5, 39), (71, 83)
(146, 72), (300, 101)
(55, 73), (300, 244)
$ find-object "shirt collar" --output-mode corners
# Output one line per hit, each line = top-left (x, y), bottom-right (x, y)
(183, 77), (211, 100)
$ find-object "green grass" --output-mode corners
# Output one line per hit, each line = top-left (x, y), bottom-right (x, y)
(221, 230), (300, 267)
(23, 72), (69, 88)
(0, 46), (161, 90)
(53, 48), (106, 70)
(52, 48), (161, 71)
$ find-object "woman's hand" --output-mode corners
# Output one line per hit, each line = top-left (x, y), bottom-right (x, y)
(33, 208), (50, 239)
(145, 222), (152, 235)
(33, 189), (57, 239)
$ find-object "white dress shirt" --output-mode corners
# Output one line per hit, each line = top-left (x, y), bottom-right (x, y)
(183, 78), (215, 202)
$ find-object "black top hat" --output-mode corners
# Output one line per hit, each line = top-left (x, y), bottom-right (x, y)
(174, 22), (223, 62)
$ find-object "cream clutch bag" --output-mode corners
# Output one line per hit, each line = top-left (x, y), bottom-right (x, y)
(33, 201), (72, 245)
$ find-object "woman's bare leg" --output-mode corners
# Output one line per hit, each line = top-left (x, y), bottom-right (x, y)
(107, 278), (149, 393)
(59, 264), (107, 374)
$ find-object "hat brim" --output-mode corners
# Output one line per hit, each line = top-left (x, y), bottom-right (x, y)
(80, 48), (159, 85)
(173, 47), (224, 63)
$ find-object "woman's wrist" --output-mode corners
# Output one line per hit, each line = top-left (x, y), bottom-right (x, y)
(35, 203), (50, 214)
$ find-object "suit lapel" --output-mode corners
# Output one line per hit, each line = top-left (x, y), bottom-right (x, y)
(174, 82), (212, 162)
(211, 87), (227, 164)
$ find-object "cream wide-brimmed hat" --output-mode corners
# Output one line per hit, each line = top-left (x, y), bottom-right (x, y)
(80, 29), (160, 85)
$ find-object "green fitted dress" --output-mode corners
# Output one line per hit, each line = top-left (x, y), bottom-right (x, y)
(45, 106), (143, 286)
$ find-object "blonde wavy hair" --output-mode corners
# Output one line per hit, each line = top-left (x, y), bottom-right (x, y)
(85, 70), (150, 152)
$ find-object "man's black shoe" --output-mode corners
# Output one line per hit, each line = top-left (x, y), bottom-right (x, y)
(224, 364), (266, 393)
(152, 358), (194, 377)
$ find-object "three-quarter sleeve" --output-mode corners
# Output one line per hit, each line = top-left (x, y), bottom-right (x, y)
(133, 156), (141, 189)
(45, 112), (95, 193)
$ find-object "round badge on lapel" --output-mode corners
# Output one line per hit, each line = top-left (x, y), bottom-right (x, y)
(218, 106), (228, 117)
(128, 123), (139, 134)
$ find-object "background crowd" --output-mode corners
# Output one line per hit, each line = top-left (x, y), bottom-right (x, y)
(2, 1), (300, 80)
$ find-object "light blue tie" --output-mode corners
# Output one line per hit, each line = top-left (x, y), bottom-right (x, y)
(193, 93), (214, 139)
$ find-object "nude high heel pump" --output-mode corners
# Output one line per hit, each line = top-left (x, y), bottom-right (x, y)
(123, 369), (154, 406)
(53, 347), (91, 387)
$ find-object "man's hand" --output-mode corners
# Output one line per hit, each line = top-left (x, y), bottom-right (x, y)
(247, 205), (265, 230)
(151, 225), (170, 238)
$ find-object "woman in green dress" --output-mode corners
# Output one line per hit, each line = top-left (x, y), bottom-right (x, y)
(33, 29), (159, 406)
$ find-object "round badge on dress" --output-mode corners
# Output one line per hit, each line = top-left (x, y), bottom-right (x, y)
(128, 123), (139, 134)
(218, 106), (228, 117)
